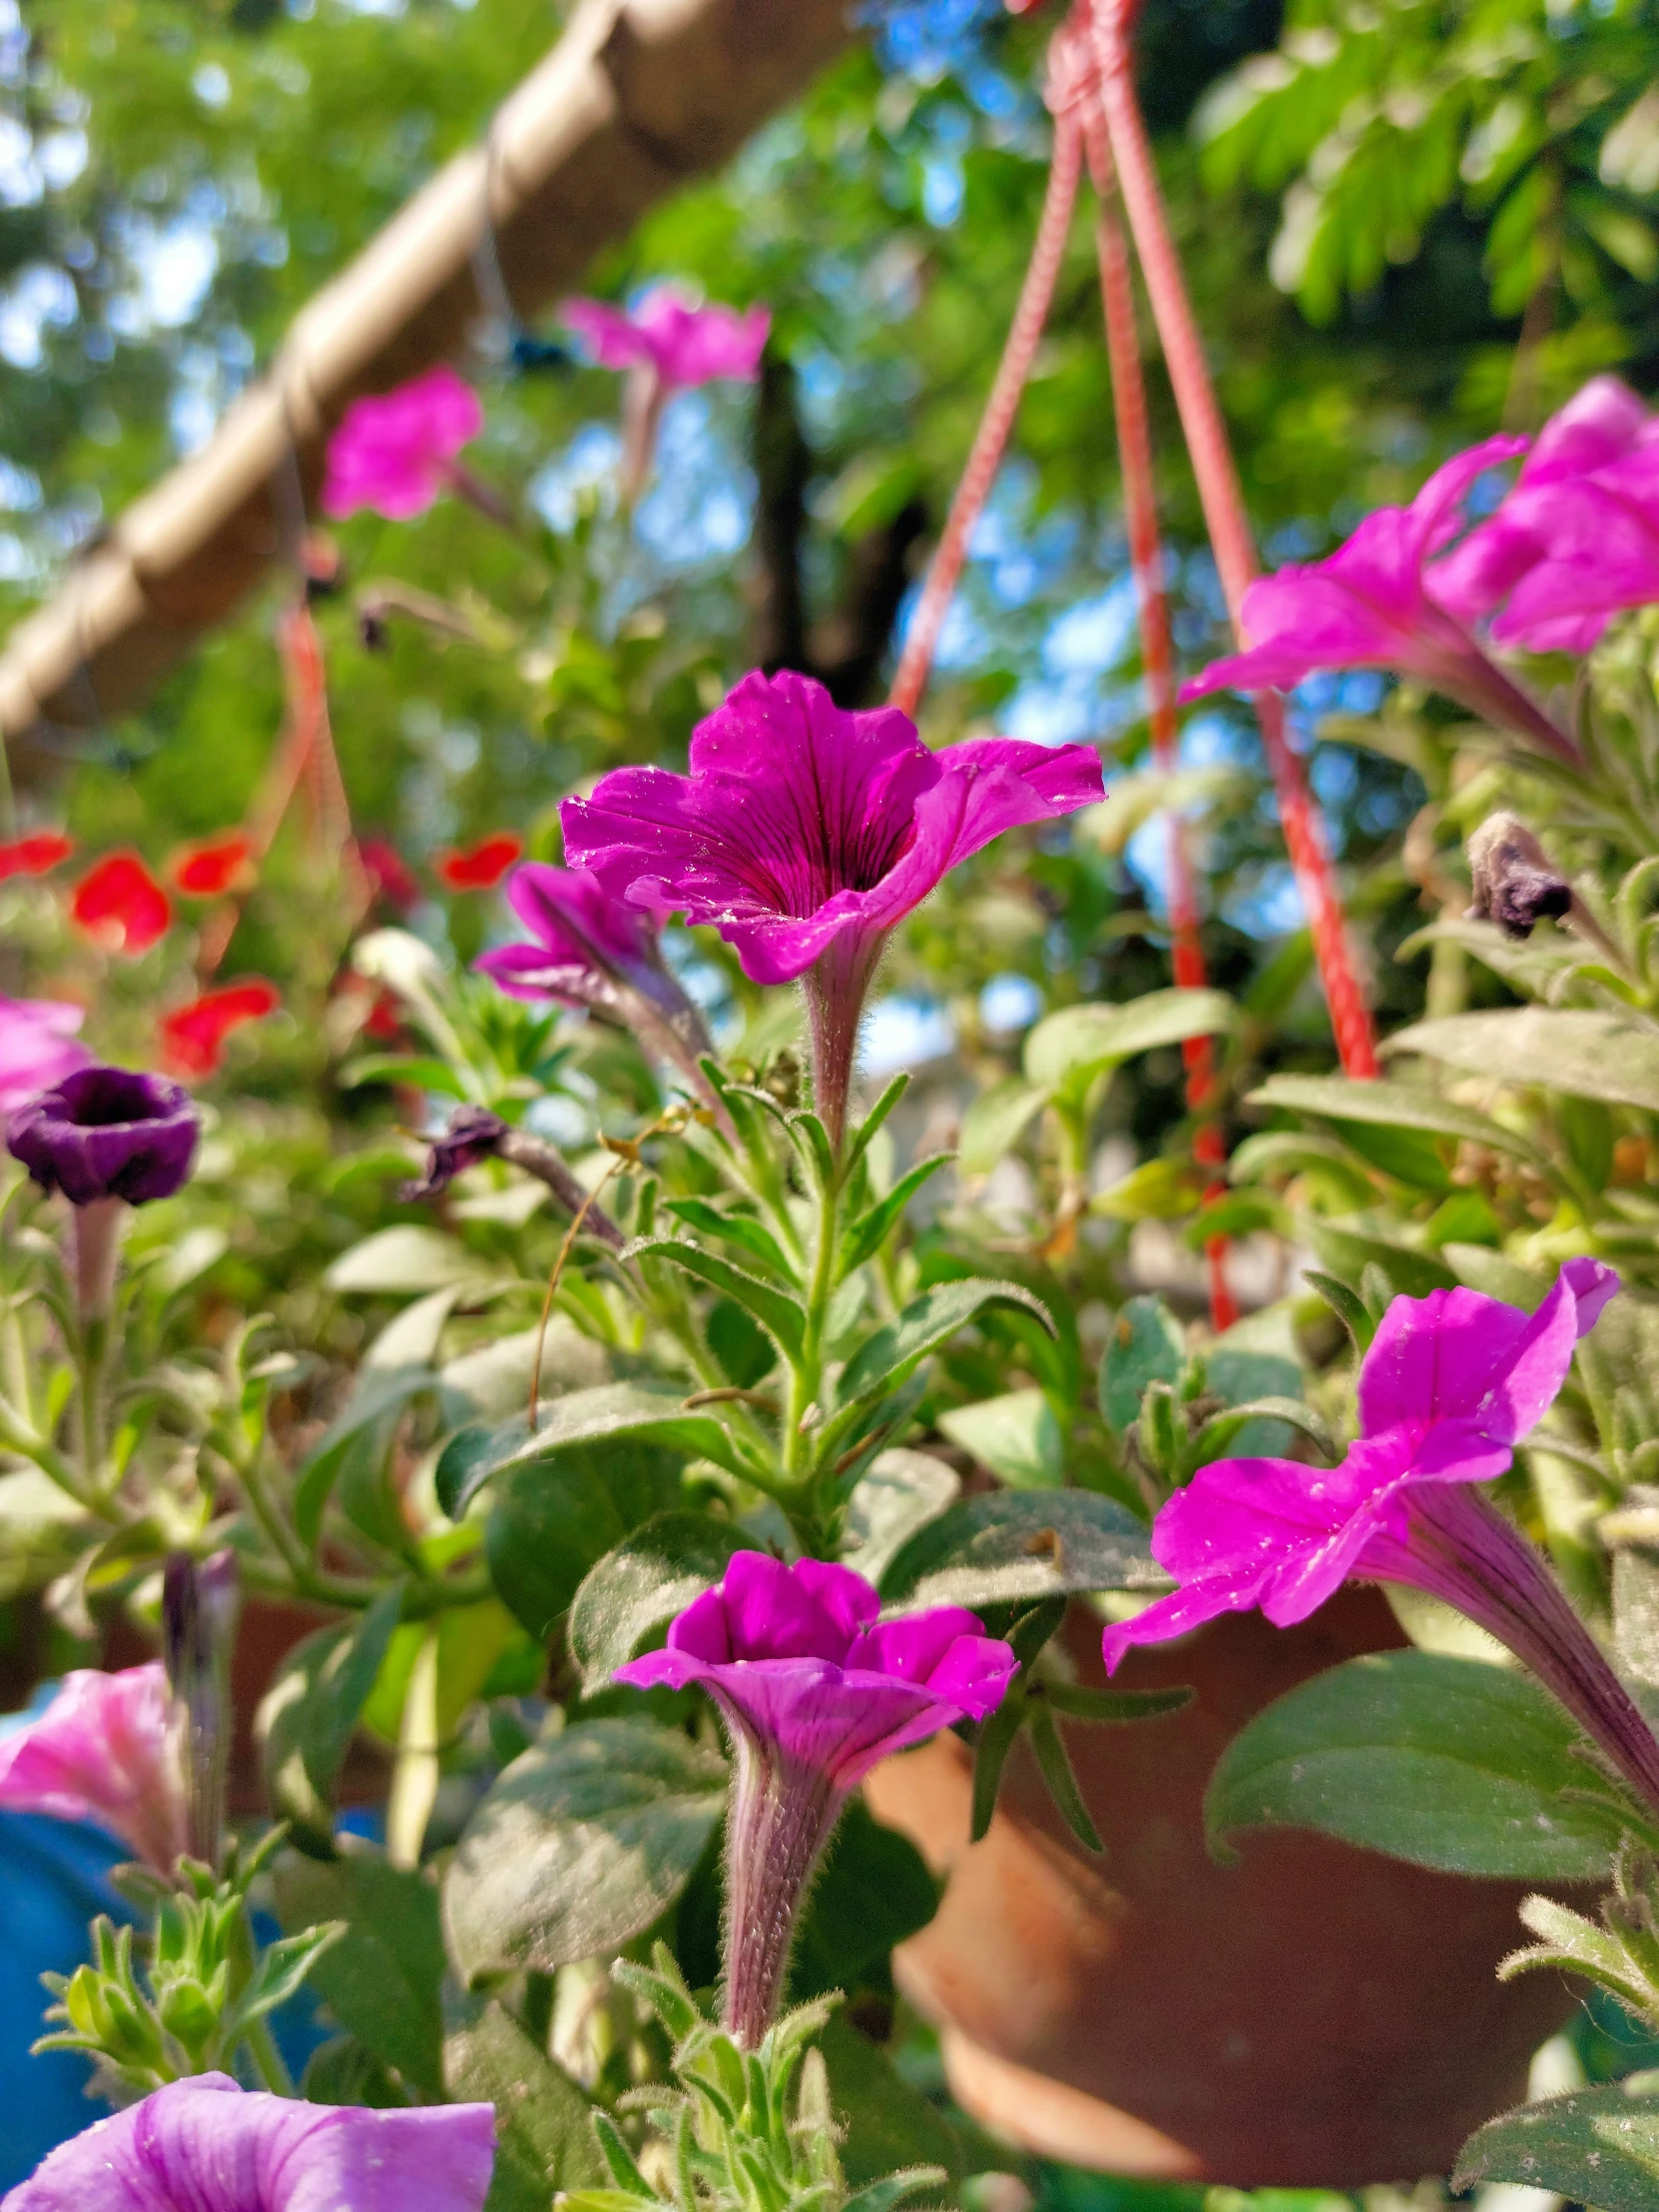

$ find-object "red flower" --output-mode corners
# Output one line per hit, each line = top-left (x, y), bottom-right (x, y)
(71, 854), (172, 955)
(435, 833), (522, 891)
(0, 831), (74, 881)
(171, 834), (254, 899)
(160, 980), (280, 1078)
(359, 836), (420, 913)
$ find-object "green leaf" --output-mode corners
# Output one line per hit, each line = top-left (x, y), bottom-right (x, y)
(568, 1513), (748, 1692)
(1454, 2082), (1659, 2210)
(1026, 1696), (1102, 1852)
(1187, 1395), (1338, 1467)
(1248, 1072), (1551, 1171)
(1098, 1296), (1186, 1434)
(970, 1696), (1025, 1844)
(621, 1238), (807, 1362)
(958, 1078), (1050, 1177)
(841, 1449), (960, 1588)
(839, 1154), (950, 1276)
(444, 1991), (605, 2211)
(442, 1719), (728, 1979)
(659, 1199), (796, 1282)
(256, 1586), (405, 1855)
(274, 1850), (446, 2100)
(845, 1071), (910, 1176)
(1387, 1008), (1659, 1114)
(1302, 1218), (1457, 1301)
(937, 1388), (1064, 1488)
(1206, 1650), (1625, 1878)
(436, 1382), (747, 1518)
(790, 1799), (937, 1999)
(486, 1443), (684, 1643)
(1024, 989), (1234, 1106)
(296, 1367), (444, 1549)
(820, 2014), (968, 2186)
(835, 1280), (1055, 1425)
(324, 1226), (487, 1294)
(880, 1489), (1160, 1612)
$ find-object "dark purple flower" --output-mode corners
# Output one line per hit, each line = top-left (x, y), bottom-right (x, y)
(402, 1105), (512, 1202)
(562, 670), (1103, 1144)
(1178, 437), (1578, 764)
(8, 1064), (199, 1207)
(2, 2072), (495, 2212)
(1103, 1260), (1659, 1815)
(618, 1550), (1015, 2043)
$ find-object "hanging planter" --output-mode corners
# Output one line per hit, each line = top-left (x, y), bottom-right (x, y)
(866, 1587), (1575, 2187)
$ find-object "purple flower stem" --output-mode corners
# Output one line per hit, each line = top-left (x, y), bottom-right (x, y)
(722, 1731), (841, 2048)
(1382, 1483), (1659, 1818)
(803, 936), (882, 1159)
(1444, 652), (1583, 772)
(70, 1196), (123, 1324)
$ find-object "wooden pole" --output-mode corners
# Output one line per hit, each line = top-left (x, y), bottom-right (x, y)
(0, 0), (855, 769)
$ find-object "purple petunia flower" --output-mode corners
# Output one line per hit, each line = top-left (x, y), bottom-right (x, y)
(2, 2072), (495, 2212)
(562, 669), (1103, 1144)
(0, 1663), (188, 1877)
(475, 861), (718, 1105)
(618, 1550), (1015, 2045)
(8, 1064), (199, 1208)
(320, 365), (484, 522)
(1179, 437), (1578, 764)
(561, 289), (770, 389)
(1430, 376), (1659, 654)
(0, 996), (92, 1115)
(1103, 1259), (1659, 1815)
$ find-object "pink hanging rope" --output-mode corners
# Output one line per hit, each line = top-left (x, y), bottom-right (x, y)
(1062, 42), (1234, 1326)
(1082, 0), (1380, 1079)
(888, 115), (1084, 721)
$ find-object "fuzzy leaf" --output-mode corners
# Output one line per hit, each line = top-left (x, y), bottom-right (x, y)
(568, 1513), (748, 1691)
(1454, 2081), (1659, 2209)
(880, 1489), (1160, 1611)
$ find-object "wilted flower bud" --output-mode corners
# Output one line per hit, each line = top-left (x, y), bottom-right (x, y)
(1466, 814), (1574, 940)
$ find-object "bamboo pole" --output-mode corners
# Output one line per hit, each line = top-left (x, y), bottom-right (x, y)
(0, 0), (855, 769)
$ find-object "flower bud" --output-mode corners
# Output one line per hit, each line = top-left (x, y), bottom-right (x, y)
(1466, 814), (1573, 940)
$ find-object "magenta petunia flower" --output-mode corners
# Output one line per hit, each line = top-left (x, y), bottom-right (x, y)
(1430, 376), (1659, 653)
(0, 1663), (188, 1877)
(562, 669), (1103, 1143)
(0, 996), (92, 1115)
(617, 1550), (1015, 2044)
(1103, 1259), (1659, 1815)
(1179, 436), (1578, 763)
(562, 288), (770, 389)
(2, 2072), (495, 2212)
(475, 860), (716, 1100)
(320, 365), (484, 522)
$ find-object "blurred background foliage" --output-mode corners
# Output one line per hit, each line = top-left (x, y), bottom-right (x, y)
(2, 0), (1656, 1098)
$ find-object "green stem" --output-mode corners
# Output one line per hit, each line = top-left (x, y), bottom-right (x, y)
(243, 2015), (294, 2096)
(785, 1172), (842, 1487)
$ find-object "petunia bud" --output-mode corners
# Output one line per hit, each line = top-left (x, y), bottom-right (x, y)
(1466, 814), (1573, 939)
(163, 1550), (241, 1872)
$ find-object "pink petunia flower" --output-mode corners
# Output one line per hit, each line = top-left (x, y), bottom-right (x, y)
(0, 996), (92, 1114)
(0, 1663), (189, 1876)
(618, 1550), (1015, 2044)
(561, 288), (770, 389)
(1431, 377), (1659, 654)
(1102, 1260), (1659, 1816)
(3, 2072), (495, 2212)
(320, 366), (484, 522)
(561, 669), (1103, 1144)
(1179, 437), (1578, 763)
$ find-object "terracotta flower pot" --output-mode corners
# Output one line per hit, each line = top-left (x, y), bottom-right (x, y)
(864, 1586), (1578, 2187)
